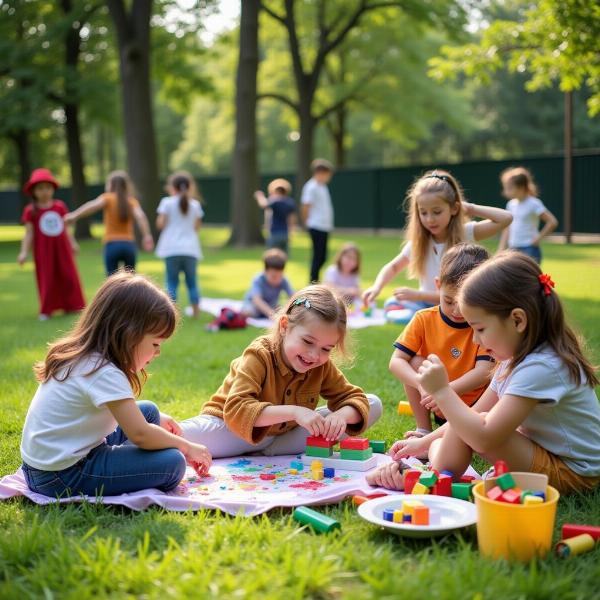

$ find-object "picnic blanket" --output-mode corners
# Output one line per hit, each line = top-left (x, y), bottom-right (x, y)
(200, 298), (388, 329)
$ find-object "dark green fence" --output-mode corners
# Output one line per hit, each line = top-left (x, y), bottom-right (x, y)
(2, 153), (599, 233)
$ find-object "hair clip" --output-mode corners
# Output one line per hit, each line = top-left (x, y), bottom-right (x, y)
(538, 273), (555, 296)
(292, 297), (311, 309)
(424, 173), (449, 183)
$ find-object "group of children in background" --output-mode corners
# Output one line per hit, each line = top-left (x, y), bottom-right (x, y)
(17, 162), (599, 502)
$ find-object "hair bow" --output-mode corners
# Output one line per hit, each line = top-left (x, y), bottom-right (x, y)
(538, 273), (555, 296)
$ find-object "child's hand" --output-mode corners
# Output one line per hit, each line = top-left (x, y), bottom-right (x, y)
(389, 436), (430, 460)
(160, 412), (182, 436)
(362, 286), (380, 306)
(403, 429), (426, 440)
(393, 287), (418, 302)
(185, 442), (212, 476)
(420, 393), (439, 413)
(366, 461), (404, 490)
(294, 406), (326, 437)
(71, 240), (80, 254)
(416, 354), (449, 395)
(142, 234), (154, 252)
(63, 213), (76, 225)
(17, 251), (27, 265)
(322, 411), (346, 442)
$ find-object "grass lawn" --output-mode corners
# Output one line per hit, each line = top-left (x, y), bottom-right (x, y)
(0, 225), (599, 599)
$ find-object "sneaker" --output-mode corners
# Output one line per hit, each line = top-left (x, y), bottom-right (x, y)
(38, 314), (50, 321)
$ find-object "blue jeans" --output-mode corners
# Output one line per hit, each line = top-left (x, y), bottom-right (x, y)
(104, 240), (137, 275)
(513, 245), (542, 264)
(165, 256), (200, 305)
(22, 401), (186, 498)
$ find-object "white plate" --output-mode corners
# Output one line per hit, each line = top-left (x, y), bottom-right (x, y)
(358, 494), (477, 538)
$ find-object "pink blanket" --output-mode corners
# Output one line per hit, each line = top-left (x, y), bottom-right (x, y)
(0, 454), (398, 516)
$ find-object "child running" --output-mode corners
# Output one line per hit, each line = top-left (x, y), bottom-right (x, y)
(65, 170), (154, 275)
(181, 285), (383, 457)
(255, 178), (296, 254)
(363, 170), (512, 323)
(390, 243), (493, 443)
(368, 252), (600, 494)
(155, 171), (204, 318)
(18, 168), (85, 320)
(498, 166), (558, 264)
(324, 243), (362, 305)
(20, 271), (211, 498)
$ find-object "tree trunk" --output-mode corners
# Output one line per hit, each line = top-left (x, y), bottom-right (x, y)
(295, 101), (315, 193)
(12, 129), (31, 209)
(108, 0), (161, 237)
(228, 0), (262, 246)
(332, 104), (347, 168)
(62, 0), (92, 239)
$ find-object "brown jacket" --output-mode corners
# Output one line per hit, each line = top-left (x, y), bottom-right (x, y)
(201, 335), (369, 444)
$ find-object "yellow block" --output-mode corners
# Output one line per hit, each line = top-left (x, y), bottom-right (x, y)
(393, 510), (404, 523)
(411, 482), (430, 495)
(289, 469), (298, 475)
(402, 500), (424, 516)
(523, 495), (544, 505)
(397, 401), (413, 415)
(311, 460), (323, 471)
(313, 469), (324, 480)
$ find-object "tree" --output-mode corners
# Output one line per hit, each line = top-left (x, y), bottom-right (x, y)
(229, 0), (263, 246)
(107, 0), (161, 232)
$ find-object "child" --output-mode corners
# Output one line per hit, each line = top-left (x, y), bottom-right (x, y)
(324, 242), (362, 305)
(20, 271), (212, 498)
(389, 243), (493, 447)
(301, 159), (334, 283)
(241, 249), (294, 319)
(64, 170), (154, 276)
(362, 170), (513, 324)
(155, 171), (204, 318)
(17, 168), (86, 320)
(498, 166), (558, 264)
(255, 178), (296, 254)
(368, 252), (600, 494)
(181, 285), (383, 457)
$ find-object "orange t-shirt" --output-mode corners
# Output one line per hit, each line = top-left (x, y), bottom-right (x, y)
(102, 193), (140, 242)
(394, 306), (493, 408)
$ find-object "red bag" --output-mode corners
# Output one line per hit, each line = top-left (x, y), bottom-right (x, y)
(207, 307), (247, 331)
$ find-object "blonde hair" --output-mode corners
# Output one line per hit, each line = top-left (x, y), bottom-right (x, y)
(404, 170), (467, 280)
(334, 242), (361, 275)
(460, 251), (598, 386)
(501, 166), (538, 197)
(34, 271), (178, 396)
(267, 178), (292, 196)
(106, 170), (134, 222)
(271, 285), (352, 364)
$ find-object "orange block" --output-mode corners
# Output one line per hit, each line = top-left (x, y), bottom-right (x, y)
(413, 505), (430, 525)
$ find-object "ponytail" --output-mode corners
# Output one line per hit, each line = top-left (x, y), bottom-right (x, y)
(106, 171), (133, 223)
(168, 173), (194, 215)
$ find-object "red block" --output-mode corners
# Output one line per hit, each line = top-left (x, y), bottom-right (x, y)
(459, 475), (476, 483)
(486, 485), (504, 502)
(432, 474), (452, 496)
(494, 460), (509, 476)
(562, 524), (600, 541)
(404, 469), (421, 494)
(501, 489), (521, 504)
(366, 493), (389, 499)
(305, 436), (336, 448)
(340, 437), (369, 450)
(259, 473), (276, 480)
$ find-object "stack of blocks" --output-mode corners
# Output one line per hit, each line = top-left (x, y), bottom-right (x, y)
(382, 500), (434, 526)
(339, 438), (373, 460)
(486, 470), (546, 505)
(403, 467), (476, 501)
(309, 460), (336, 480)
(305, 436), (335, 458)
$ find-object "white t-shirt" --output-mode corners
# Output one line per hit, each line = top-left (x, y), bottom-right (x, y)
(506, 196), (546, 247)
(490, 346), (600, 477)
(20, 356), (134, 471)
(155, 196), (204, 259)
(301, 178), (333, 232)
(399, 221), (475, 292)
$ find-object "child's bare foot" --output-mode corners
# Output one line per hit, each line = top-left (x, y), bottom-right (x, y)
(366, 462), (405, 491)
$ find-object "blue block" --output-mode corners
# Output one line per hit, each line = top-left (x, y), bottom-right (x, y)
(383, 508), (395, 522)
(532, 490), (546, 501)
(402, 514), (412, 523)
(441, 470), (454, 477)
(290, 460), (304, 471)
(324, 467), (335, 478)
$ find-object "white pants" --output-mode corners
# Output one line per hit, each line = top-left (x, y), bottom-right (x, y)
(180, 394), (383, 458)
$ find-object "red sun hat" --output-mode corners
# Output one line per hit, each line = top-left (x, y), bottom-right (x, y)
(23, 168), (60, 196)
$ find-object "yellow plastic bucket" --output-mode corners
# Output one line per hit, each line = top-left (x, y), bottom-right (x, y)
(472, 481), (559, 561)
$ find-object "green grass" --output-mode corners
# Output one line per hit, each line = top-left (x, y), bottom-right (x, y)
(1, 225), (599, 599)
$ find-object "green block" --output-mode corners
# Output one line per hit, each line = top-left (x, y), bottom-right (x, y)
(369, 440), (386, 453)
(497, 472), (516, 491)
(451, 482), (473, 501)
(306, 446), (333, 458)
(340, 448), (373, 461)
(419, 471), (439, 487)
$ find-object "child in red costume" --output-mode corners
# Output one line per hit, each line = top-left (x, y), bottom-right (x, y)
(18, 169), (86, 320)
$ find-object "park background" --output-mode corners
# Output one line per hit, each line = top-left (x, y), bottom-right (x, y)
(1, 1), (600, 598)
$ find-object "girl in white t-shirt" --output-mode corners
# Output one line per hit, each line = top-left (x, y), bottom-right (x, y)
(498, 166), (558, 264)
(368, 251), (600, 495)
(363, 170), (513, 324)
(156, 171), (204, 318)
(20, 271), (212, 498)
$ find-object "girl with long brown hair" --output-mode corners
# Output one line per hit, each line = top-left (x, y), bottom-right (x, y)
(20, 271), (211, 498)
(65, 170), (154, 276)
(362, 170), (512, 324)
